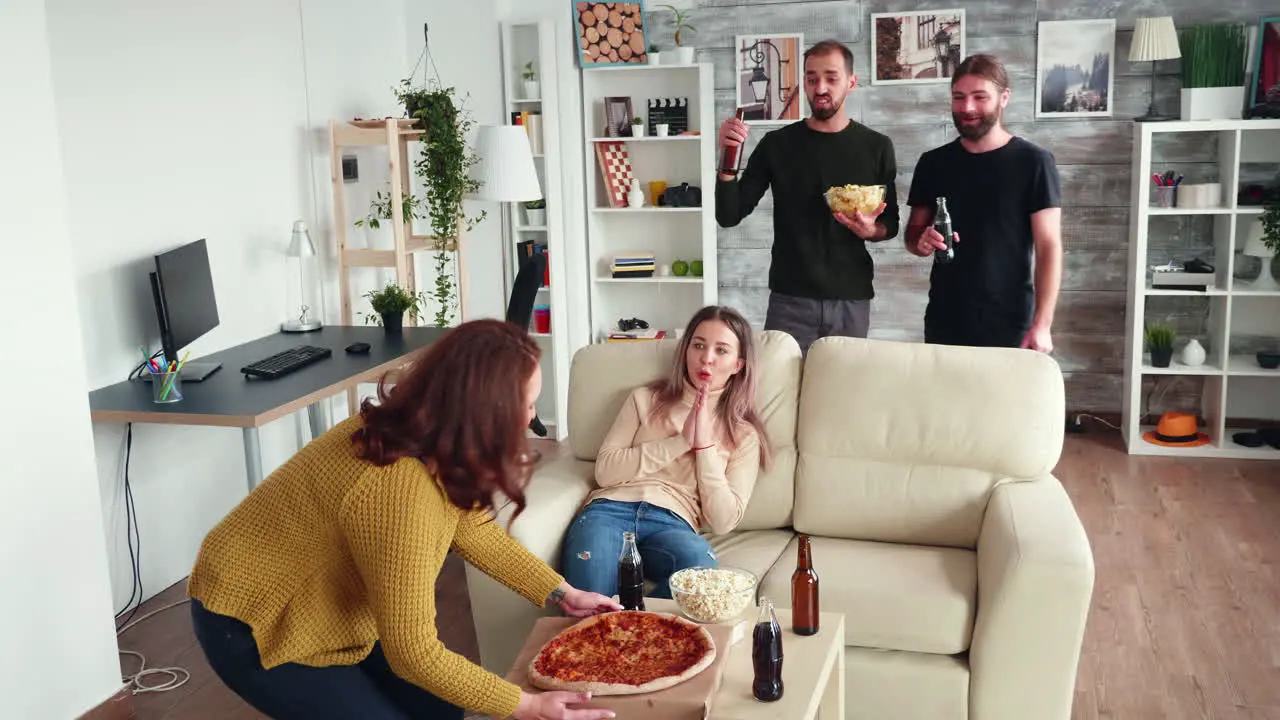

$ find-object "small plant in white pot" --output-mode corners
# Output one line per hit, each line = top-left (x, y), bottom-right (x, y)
(630, 116), (645, 137)
(648, 43), (661, 65)
(524, 198), (546, 226)
(522, 61), (539, 99)
(354, 190), (424, 250)
(659, 4), (696, 64)
(1177, 23), (1247, 120)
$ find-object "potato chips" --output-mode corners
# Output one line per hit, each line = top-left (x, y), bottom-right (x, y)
(823, 184), (886, 215)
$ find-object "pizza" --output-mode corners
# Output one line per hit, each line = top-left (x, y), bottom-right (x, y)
(528, 610), (716, 695)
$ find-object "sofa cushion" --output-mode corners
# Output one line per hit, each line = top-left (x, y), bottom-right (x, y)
(563, 330), (801, 531)
(794, 337), (1065, 548)
(759, 536), (976, 655)
(704, 528), (794, 589)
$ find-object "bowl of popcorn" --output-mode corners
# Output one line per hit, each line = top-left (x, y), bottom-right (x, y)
(824, 184), (886, 215)
(668, 566), (758, 624)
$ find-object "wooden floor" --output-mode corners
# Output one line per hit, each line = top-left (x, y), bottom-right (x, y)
(110, 429), (1280, 720)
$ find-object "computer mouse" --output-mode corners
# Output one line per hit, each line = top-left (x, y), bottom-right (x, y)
(345, 342), (371, 354)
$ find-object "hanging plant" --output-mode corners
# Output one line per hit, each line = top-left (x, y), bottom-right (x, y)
(393, 77), (488, 326)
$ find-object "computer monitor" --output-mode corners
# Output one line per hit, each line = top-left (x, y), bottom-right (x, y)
(148, 238), (223, 381)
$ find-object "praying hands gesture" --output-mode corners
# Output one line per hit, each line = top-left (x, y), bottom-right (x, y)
(834, 203), (888, 240)
(681, 382), (715, 450)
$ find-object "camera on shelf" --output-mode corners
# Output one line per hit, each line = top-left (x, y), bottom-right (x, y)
(618, 317), (649, 332)
(661, 183), (701, 208)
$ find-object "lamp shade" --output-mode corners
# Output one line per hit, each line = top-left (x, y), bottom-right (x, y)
(286, 220), (316, 257)
(469, 125), (543, 202)
(1129, 17), (1181, 62)
(1243, 219), (1276, 259)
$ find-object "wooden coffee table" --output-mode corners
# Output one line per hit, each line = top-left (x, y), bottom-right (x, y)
(646, 598), (846, 720)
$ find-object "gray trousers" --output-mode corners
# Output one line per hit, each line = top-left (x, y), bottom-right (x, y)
(764, 291), (870, 356)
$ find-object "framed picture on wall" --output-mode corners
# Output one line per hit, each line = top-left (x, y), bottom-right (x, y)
(734, 33), (806, 125)
(1249, 16), (1280, 115)
(574, 1), (650, 68)
(870, 9), (965, 85)
(1035, 19), (1116, 118)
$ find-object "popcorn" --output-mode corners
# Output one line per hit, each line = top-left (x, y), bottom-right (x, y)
(824, 184), (886, 215)
(669, 567), (757, 623)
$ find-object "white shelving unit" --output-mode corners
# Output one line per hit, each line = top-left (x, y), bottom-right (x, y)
(580, 62), (717, 341)
(1122, 119), (1280, 459)
(500, 20), (570, 439)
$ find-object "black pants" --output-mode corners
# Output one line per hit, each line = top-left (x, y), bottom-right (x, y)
(190, 599), (464, 720)
(764, 291), (871, 356)
(924, 316), (1025, 349)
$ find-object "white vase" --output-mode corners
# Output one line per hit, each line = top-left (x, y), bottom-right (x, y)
(674, 46), (695, 64)
(649, 51), (661, 65)
(628, 179), (645, 208)
(631, 123), (645, 137)
(523, 80), (540, 99)
(1180, 86), (1245, 120)
(1180, 338), (1207, 367)
(525, 208), (545, 226)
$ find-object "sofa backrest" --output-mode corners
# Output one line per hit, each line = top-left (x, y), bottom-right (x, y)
(794, 337), (1065, 549)
(565, 330), (802, 531)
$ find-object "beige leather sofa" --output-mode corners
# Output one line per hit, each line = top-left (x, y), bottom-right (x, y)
(466, 332), (1095, 719)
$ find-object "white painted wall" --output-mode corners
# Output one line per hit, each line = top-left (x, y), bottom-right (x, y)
(43, 0), (507, 615)
(0, 2), (123, 716)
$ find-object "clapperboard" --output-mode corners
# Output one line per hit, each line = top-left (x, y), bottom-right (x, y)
(648, 97), (689, 135)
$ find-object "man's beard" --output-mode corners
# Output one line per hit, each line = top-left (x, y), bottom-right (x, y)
(952, 109), (999, 140)
(808, 93), (841, 120)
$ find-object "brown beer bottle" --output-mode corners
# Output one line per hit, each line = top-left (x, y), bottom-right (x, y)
(791, 534), (819, 635)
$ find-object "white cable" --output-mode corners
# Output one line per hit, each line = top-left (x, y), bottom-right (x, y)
(117, 598), (193, 695)
(1075, 413), (1121, 431)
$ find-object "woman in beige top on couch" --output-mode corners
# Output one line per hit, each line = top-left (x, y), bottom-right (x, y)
(560, 305), (772, 598)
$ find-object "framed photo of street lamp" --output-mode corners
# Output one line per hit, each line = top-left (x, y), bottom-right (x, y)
(734, 33), (805, 125)
(871, 9), (965, 85)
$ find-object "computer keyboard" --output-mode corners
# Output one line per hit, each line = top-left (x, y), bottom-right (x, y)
(240, 345), (332, 379)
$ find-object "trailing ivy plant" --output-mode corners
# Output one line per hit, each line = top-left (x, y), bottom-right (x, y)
(393, 77), (487, 326)
(1261, 200), (1280, 253)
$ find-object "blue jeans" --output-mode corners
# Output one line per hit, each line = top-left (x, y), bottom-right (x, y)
(560, 499), (717, 599)
(190, 598), (463, 719)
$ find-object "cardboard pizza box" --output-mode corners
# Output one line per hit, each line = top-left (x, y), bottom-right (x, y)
(504, 612), (748, 720)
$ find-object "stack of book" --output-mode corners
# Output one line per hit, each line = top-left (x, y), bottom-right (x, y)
(607, 328), (667, 342)
(611, 252), (655, 279)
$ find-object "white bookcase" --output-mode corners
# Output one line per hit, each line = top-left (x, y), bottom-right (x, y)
(1122, 119), (1280, 459)
(579, 61), (717, 341)
(500, 20), (571, 439)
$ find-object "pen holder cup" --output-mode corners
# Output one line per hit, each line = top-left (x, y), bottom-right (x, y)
(1152, 186), (1175, 208)
(152, 371), (183, 404)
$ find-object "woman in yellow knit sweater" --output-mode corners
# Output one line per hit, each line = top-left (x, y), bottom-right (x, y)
(560, 305), (771, 599)
(187, 320), (619, 720)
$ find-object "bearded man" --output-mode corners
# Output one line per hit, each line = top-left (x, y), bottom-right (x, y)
(715, 39), (899, 354)
(906, 54), (1064, 353)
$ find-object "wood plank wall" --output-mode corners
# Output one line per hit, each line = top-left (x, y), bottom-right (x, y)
(645, 0), (1272, 414)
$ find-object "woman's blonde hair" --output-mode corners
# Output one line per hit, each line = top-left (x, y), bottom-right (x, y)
(646, 305), (771, 468)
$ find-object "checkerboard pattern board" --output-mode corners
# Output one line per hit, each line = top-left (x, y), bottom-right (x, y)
(594, 140), (634, 208)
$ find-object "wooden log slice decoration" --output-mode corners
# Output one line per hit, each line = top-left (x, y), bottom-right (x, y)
(586, 25), (600, 43)
(619, 44), (632, 60)
(606, 27), (623, 48)
(609, 9), (622, 27)
(592, 4), (608, 22)
(578, 2), (646, 65)
(581, 10), (593, 26)
(577, 2), (588, 10)
(623, 17), (635, 33)
(587, 44), (600, 60)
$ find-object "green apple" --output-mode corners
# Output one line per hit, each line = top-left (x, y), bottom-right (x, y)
(672, 259), (689, 276)
(691, 259), (703, 277)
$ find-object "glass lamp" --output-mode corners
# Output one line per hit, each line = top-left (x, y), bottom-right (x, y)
(1242, 219), (1278, 291)
(282, 219), (323, 332)
(1130, 17), (1181, 122)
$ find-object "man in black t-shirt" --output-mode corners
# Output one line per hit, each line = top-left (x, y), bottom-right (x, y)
(906, 54), (1063, 353)
(715, 39), (899, 355)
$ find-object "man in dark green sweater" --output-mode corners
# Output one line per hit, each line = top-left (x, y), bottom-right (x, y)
(715, 39), (899, 354)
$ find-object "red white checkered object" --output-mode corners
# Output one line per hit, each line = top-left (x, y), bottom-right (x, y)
(595, 141), (634, 208)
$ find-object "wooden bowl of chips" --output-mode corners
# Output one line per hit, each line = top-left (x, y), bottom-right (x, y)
(824, 184), (885, 215)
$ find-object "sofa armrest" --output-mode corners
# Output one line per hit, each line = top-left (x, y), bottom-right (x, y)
(465, 454), (595, 674)
(971, 475), (1095, 720)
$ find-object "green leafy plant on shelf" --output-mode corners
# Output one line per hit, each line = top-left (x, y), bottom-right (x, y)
(658, 4), (697, 47)
(1178, 24), (1247, 89)
(522, 61), (536, 82)
(524, 199), (545, 210)
(354, 190), (425, 231)
(393, 77), (487, 327)
(361, 283), (428, 328)
(1260, 200), (1280, 253)
(1144, 322), (1176, 367)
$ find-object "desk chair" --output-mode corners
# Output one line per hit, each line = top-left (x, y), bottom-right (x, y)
(506, 251), (549, 437)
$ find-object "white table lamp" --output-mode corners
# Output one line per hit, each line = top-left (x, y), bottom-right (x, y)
(282, 219), (323, 332)
(1130, 17), (1180, 122)
(1242, 219), (1278, 291)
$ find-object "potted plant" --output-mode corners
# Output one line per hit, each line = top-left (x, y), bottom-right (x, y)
(1145, 322), (1176, 368)
(658, 4), (696, 64)
(1178, 23), (1247, 120)
(353, 190), (424, 249)
(629, 116), (646, 137)
(522, 61), (539, 99)
(362, 283), (427, 334)
(524, 199), (546, 226)
(648, 43), (662, 65)
(393, 77), (487, 327)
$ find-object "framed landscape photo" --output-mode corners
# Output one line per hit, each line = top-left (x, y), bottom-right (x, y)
(870, 9), (965, 85)
(1036, 19), (1116, 118)
(734, 33), (805, 125)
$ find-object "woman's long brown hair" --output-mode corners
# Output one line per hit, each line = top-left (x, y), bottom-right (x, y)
(647, 305), (772, 468)
(352, 319), (541, 520)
